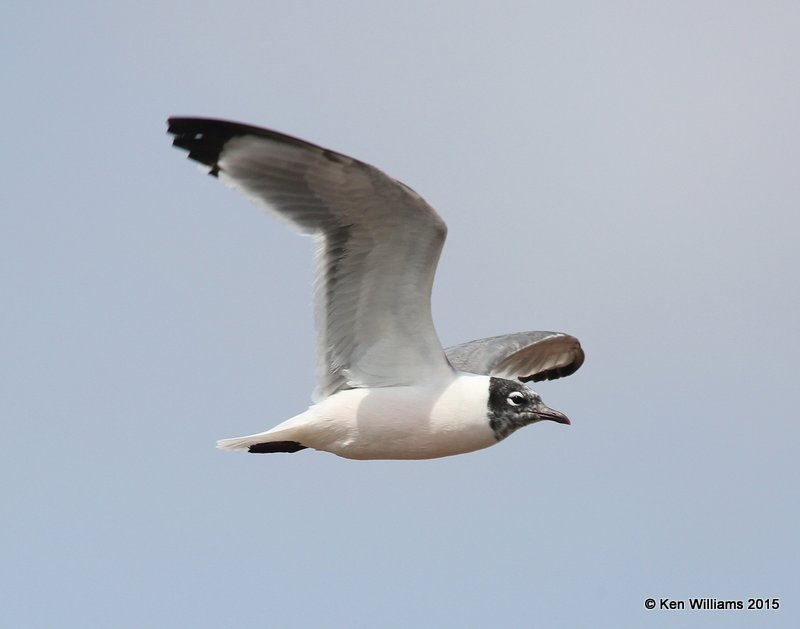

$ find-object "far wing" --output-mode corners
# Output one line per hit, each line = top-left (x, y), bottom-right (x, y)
(445, 331), (584, 382)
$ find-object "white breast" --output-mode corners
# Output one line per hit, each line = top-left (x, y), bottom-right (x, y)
(298, 374), (497, 460)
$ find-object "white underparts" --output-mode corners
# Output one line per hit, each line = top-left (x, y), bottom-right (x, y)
(217, 374), (497, 460)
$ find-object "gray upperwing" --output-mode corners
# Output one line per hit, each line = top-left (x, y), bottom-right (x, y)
(444, 331), (584, 383)
(168, 117), (453, 399)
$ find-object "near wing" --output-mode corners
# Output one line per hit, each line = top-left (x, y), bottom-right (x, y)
(445, 331), (584, 382)
(168, 118), (453, 399)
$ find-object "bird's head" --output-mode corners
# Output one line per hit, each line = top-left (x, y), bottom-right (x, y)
(487, 377), (570, 441)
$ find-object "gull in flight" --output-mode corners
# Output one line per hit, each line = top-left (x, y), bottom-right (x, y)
(167, 118), (584, 460)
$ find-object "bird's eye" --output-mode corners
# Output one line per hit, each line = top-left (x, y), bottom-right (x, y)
(507, 391), (526, 407)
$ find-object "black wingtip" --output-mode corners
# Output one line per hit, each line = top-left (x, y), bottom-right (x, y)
(247, 441), (308, 454)
(167, 117), (247, 175)
(518, 345), (586, 383)
(520, 364), (579, 383)
(167, 117), (353, 175)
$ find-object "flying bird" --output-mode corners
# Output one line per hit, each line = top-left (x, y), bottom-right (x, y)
(167, 118), (584, 460)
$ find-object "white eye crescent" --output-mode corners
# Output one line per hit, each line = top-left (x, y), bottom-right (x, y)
(506, 391), (526, 407)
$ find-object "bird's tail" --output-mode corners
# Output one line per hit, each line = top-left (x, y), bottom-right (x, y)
(217, 414), (309, 454)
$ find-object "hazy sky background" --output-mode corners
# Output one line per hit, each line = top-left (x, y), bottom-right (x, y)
(3, 2), (798, 627)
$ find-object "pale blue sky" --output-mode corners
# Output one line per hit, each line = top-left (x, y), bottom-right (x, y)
(3, 2), (798, 627)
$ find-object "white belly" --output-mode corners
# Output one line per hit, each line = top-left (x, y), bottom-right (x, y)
(297, 375), (496, 460)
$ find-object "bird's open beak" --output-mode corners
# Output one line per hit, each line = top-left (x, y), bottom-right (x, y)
(533, 402), (571, 425)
